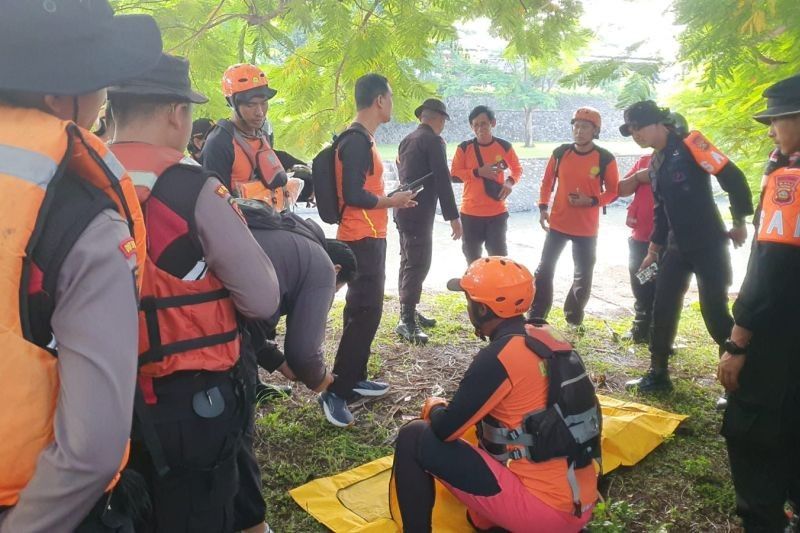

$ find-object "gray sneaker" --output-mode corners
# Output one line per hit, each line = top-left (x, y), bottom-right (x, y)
(352, 380), (390, 398)
(318, 391), (354, 427)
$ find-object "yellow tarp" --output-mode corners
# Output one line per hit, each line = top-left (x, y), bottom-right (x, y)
(289, 394), (687, 533)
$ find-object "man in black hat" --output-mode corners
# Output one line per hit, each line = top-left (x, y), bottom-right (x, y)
(394, 98), (461, 344)
(618, 101), (754, 396)
(188, 117), (215, 161)
(108, 54), (281, 533)
(0, 1), (162, 531)
(717, 73), (800, 531)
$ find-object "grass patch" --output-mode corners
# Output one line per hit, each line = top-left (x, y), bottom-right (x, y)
(257, 293), (739, 531)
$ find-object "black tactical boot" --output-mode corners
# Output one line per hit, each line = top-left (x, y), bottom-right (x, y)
(396, 305), (429, 345)
(625, 368), (672, 393)
(625, 353), (672, 393)
(621, 321), (650, 344)
(415, 310), (437, 329)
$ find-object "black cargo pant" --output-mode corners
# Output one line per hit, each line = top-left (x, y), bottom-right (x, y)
(330, 237), (387, 398)
(233, 329), (268, 531)
(461, 212), (508, 264)
(398, 227), (433, 306)
(723, 377), (800, 532)
(649, 241), (733, 361)
(628, 237), (656, 333)
(529, 229), (597, 326)
(128, 370), (245, 533)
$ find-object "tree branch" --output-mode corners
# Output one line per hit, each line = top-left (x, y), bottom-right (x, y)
(333, 0), (381, 108)
(751, 47), (787, 66)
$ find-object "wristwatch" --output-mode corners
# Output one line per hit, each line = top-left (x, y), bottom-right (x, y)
(723, 338), (747, 355)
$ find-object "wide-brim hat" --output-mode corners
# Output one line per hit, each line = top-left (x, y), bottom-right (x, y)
(108, 54), (208, 104)
(415, 98), (450, 120)
(619, 100), (670, 137)
(753, 74), (800, 125)
(0, 0), (162, 95)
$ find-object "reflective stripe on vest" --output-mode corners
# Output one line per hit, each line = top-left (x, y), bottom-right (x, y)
(0, 105), (140, 506)
(758, 167), (800, 246)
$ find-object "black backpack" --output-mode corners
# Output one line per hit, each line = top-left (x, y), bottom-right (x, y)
(479, 321), (602, 515)
(311, 128), (372, 224)
(551, 143), (614, 214)
(235, 198), (326, 248)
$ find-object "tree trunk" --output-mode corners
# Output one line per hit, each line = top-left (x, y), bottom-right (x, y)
(524, 106), (534, 148)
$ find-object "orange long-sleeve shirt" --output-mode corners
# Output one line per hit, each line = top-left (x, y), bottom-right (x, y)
(539, 145), (619, 237)
(451, 137), (522, 217)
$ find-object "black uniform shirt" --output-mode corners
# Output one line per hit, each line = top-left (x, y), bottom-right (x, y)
(394, 123), (460, 232)
(651, 132), (754, 251)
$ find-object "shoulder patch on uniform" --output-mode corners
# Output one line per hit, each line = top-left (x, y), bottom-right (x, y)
(215, 184), (230, 198)
(119, 237), (137, 259)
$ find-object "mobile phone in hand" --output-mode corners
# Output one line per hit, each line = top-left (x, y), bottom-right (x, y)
(636, 263), (658, 284)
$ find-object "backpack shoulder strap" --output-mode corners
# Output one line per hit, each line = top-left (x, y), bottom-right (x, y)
(595, 146), (614, 184)
(551, 143), (573, 191)
(334, 127), (375, 180)
(471, 138), (485, 167)
(495, 137), (513, 151)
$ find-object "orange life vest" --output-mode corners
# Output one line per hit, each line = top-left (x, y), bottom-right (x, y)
(758, 166), (800, 247)
(683, 130), (730, 175)
(0, 106), (143, 507)
(334, 131), (387, 241)
(216, 119), (291, 211)
(110, 143), (240, 388)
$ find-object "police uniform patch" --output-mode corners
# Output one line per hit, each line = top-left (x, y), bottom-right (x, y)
(215, 184), (230, 198)
(119, 237), (137, 259)
(774, 173), (799, 205)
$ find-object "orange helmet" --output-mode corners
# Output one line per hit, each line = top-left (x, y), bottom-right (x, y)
(222, 63), (276, 100)
(571, 107), (602, 136)
(447, 256), (535, 318)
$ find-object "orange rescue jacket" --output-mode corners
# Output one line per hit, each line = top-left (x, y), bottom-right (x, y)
(758, 166), (800, 247)
(0, 106), (143, 506)
(110, 143), (240, 387)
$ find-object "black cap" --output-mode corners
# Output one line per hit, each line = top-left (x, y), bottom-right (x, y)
(0, 0), (162, 95)
(414, 98), (450, 120)
(191, 118), (215, 137)
(619, 100), (671, 136)
(753, 74), (800, 125)
(109, 54), (208, 104)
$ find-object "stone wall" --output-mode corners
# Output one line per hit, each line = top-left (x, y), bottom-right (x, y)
(375, 94), (627, 145)
(383, 154), (640, 214)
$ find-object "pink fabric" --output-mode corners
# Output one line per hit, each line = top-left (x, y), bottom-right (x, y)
(438, 446), (592, 533)
(624, 155), (654, 242)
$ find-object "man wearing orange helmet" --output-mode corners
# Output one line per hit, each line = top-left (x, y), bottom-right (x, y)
(202, 63), (288, 196)
(529, 107), (619, 327)
(393, 256), (599, 532)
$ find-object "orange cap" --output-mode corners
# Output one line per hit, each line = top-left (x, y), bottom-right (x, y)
(447, 256), (535, 318)
(571, 106), (602, 131)
(222, 63), (276, 99)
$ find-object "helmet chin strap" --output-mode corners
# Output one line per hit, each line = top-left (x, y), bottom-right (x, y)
(72, 95), (80, 125)
(229, 95), (266, 136)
